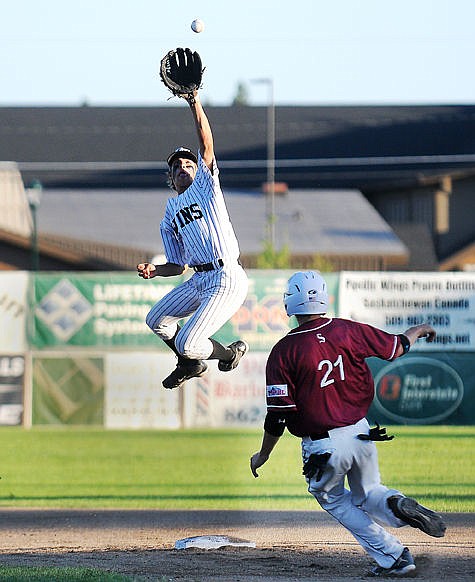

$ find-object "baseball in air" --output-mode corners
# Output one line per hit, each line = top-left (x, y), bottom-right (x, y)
(191, 18), (205, 33)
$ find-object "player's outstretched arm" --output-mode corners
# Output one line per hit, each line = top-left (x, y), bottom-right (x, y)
(250, 431), (281, 478)
(396, 323), (436, 357)
(185, 91), (214, 169)
(404, 323), (436, 345)
(137, 262), (186, 279)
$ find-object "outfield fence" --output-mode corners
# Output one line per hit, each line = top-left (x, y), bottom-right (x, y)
(1, 270), (474, 428)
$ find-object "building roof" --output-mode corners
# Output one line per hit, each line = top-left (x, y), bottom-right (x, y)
(439, 241), (475, 272)
(2, 104), (475, 190)
(36, 187), (408, 269)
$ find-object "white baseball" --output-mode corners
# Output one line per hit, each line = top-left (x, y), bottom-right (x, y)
(191, 18), (205, 33)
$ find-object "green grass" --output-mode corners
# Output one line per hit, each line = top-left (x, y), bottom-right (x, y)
(0, 426), (473, 511)
(0, 567), (147, 581)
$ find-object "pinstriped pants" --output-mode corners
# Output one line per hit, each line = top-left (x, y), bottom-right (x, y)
(146, 263), (248, 359)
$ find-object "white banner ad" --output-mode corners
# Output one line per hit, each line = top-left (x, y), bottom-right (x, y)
(0, 272), (28, 351)
(0, 355), (24, 425)
(183, 352), (267, 428)
(105, 352), (181, 428)
(339, 272), (475, 351)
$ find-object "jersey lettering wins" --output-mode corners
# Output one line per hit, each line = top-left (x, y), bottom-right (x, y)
(172, 203), (204, 233)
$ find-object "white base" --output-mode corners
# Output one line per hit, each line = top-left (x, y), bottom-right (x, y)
(175, 535), (256, 550)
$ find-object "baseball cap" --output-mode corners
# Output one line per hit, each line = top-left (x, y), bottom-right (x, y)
(167, 146), (198, 167)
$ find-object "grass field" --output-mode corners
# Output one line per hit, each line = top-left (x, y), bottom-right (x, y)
(0, 426), (473, 512)
(0, 567), (139, 582)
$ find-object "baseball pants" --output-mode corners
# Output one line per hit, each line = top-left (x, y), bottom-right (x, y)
(146, 263), (248, 360)
(301, 418), (408, 568)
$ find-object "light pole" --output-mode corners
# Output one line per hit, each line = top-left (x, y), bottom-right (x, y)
(250, 78), (275, 249)
(25, 179), (42, 271)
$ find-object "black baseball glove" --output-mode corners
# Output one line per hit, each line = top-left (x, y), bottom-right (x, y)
(357, 422), (394, 442)
(302, 452), (331, 481)
(159, 47), (204, 99)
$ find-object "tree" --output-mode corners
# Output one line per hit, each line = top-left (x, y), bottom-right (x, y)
(232, 82), (249, 106)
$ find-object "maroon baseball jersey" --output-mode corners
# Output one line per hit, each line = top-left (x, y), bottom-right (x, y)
(265, 317), (400, 437)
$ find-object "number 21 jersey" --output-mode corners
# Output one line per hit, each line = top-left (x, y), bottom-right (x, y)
(265, 317), (400, 436)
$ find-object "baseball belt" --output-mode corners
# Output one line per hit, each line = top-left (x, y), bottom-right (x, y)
(192, 258), (242, 272)
(309, 431), (330, 441)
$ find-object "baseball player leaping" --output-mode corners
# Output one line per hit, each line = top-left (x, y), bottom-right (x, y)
(251, 271), (446, 577)
(137, 87), (249, 389)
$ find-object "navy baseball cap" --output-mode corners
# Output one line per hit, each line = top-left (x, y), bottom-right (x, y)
(167, 146), (198, 167)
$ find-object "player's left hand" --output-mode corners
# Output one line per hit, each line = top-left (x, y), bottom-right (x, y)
(250, 452), (268, 478)
(137, 263), (157, 279)
(159, 47), (203, 100)
(423, 326), (437, 342)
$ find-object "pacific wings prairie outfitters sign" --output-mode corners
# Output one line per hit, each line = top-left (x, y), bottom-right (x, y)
(339, 272), (475, 351)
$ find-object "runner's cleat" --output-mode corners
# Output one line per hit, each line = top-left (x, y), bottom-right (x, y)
(370, 547), (416, 577)
(388, 495), (446, 538)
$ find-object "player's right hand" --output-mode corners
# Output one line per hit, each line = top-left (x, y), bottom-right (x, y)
(137, 263), (157, 279)
(250, 452), (267, 478)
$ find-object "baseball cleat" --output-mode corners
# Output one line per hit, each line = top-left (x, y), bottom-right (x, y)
(370, 547), (416, 577)
(388, 495), (446, 538)
(162, 360), (208, 389)
(218, 340), (249, 372)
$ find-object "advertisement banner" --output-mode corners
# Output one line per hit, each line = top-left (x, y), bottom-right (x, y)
(32, 355), (104, 425)
(0, 355), (24, 425)
(30, 271), (338, 352)
(368, 352), (474, 425)
(224, 271), (339, 352)
(339, 272), (475, 351)
(105, 352), (181, 429)
(183, 352), (267, 428)
(31, 273), (180, 348)
(0, 272), (28, 351)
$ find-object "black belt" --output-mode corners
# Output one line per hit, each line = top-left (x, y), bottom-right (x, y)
(193, 259), (224, 272)
(309, 431), (330, 441)
(193, 258), (242, 272)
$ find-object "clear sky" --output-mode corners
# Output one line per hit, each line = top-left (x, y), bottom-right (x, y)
(2, 0), (474, 107)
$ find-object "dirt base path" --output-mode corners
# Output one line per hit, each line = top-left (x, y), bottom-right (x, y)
(0, 509), (473, 581)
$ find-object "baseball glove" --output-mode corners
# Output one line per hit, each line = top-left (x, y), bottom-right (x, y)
(357, 422), (394, 441)
(302, 452), (331, 481)
(159, 47), (204, 99)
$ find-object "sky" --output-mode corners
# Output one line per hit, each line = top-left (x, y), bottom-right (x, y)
(1, 0), (474, 107)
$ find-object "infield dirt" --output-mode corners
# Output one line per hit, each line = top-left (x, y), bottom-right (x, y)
(0, 509), (473, 581)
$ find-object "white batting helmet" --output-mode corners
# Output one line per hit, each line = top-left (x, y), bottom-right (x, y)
(284, 271), (329, 316)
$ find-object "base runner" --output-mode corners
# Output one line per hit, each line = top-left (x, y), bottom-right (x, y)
(250, 270), (446, 577)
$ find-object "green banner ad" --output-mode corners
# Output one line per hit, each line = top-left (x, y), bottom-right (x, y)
(32, 356), (104, 425)
(367, 352), (474, 425)
(31, 273), (181, 348)
(30, 271), (338, 351)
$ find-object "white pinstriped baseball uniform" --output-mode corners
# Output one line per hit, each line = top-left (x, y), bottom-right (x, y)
(146, 152), (248, 360)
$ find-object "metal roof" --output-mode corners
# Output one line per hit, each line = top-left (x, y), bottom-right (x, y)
(1, 104), (474, 190)
(37, 187), (408, 261)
